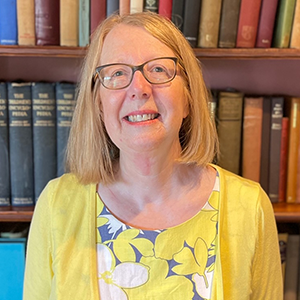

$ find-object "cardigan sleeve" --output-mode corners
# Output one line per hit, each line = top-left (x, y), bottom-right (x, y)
(250, 188), (283, 299)
(23, 182), (54, 300)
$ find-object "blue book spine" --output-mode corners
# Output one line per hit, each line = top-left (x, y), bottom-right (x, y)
(32, 82), (57, 202)
(0, 0), (18, 45)
(79, 0), (90, 47)
(8, 82), (34, 207)
(55, 82), (76, 177)
(0, 82), (10, 206)
(106, 0), (119, 16)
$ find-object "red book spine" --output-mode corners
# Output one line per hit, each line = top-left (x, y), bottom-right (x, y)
(159, 0), (173, 19)
(256, 0), (279, 47)
(90, 0), (106, 35)
(236, 0), (263, 48)
(278, 117), (289, 202)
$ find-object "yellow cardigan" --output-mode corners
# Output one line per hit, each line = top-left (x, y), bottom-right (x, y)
(23, 165), (283, 299)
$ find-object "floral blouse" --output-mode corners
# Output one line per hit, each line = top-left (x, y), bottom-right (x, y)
(96, 175), (220, 300)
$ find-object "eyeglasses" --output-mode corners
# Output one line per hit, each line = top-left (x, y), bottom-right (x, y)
(92, 57), (178, 90)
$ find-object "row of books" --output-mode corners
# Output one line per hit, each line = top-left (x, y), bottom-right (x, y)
(211, 90), (300, 204)
(1, 0), (300, 49)
(0, 81), (76, 208)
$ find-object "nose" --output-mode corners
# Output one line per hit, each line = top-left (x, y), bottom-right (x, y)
(128, 70), (152, 100)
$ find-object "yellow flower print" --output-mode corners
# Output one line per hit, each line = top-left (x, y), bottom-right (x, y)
(97, 244), (149, 300)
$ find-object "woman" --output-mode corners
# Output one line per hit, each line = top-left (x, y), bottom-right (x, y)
(23, 12), (283, 300)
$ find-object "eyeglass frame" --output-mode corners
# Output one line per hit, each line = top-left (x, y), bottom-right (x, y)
(91, 57), (178, 90)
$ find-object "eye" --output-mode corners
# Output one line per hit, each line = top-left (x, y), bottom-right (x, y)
(150, 64), (168, 74)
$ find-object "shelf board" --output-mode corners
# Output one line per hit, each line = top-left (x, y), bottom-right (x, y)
(0, 210), (33, 222)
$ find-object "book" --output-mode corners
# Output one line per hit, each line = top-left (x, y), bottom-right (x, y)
(218, 0), (242, 48)
(171, 0), (185, 31)
(285, 97), (300, 203)
(279, 117), (289, 202)
(236, 0), (263, 48)
(130, 0), (143, 14)
(182, 0), (202, 48)
(268, 97), (284, 203)
(259, 96), (272, 194)
(32, 82), (57, 202)
(8, 82), (34, 207)
(16, 0), (36, 45)
(216, 91), (244, 175)
(159, 0), (173, 19)
(284, 235), (300, 300)
(0, 0), (18, 45)
(290, 0), (300, 48)
(79, 0), (90, 47)
(90, 0), (106, 35)
(35, 0), (60, 45)
(278, 232), (288, 286)
(145, 0), (159, 13)
(242, 96), (263, 182)
(119, 0), (130, 16)
(255, 0), (279, 48)
(273, 0), (297, 48)
(60, 0), (79, 46)
(56, 82), (76, 177)
(107, 0), (119, 16)
(0, 82), (10, 207)
(197, 0), (222, 48)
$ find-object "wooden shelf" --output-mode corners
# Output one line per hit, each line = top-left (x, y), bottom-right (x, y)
(0, 210), (33, 222)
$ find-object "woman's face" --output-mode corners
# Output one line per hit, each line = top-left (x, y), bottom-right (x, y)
(98, 24), (189, 155)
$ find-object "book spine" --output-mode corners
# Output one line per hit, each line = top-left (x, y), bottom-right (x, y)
(236, 0), (263, 48)
(119, 0), (130, 16)
(259, 97), (271, 194)
(32, 82), (57, 202)
(130, 0), (143, 14)
(278, 117), (289, 202)
(171, 0), (185, 31)
(242, 97), (263, 182)
(60, 0), (79, 46)
(56, 83), (76, 177)
(17, 0), (36, 45)
(273, 0), (297, 48)
(198, 0), (223, 48)
(255, 0), (279, 48)
(182, 0), (202, 48)
(8, 83), (34, 207)
(0, 0), (18, 45)
(145, 0), (159, 13)
(79, 0), (90, 47)
(90, 0), (106, 35)
(158, 0), (173, 19)
(0, 82), (10, 206)
(218, 0), (242, 48)
(268, 97), (284, 203)
(107, 0), (119, 16)
(217, 91), (244, 175)
(290, 0), (300, 48)
(35, 0), (60, 45)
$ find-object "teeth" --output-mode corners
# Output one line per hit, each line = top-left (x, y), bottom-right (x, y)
(127, 113), (158, 123)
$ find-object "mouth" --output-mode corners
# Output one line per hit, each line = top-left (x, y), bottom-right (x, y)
(125, 113), (159, 123)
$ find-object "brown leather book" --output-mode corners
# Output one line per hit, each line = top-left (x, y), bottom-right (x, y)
(242, 96), (263, 182)
(268, 97), (284, 203)
(90, 0), (106, 35)
(119, 0), (130, 16)
(17, 0), (36, 45)
(35, 0), (60, 45)
(290, 0), (300, 48)
(255, 0), (279, 48)
(236, 0), (263, 48)
(60, 0), (79, 46)
(198, 0), (222, 48)
(285, 97), (300, 203)
(218, 0), (242, 48)
(216, 91), (244, 175)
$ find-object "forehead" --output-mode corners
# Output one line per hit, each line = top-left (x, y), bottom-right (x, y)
(100, 24), (175, 64)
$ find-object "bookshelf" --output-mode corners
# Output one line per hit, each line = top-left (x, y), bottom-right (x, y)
(1, 46), (300, 224)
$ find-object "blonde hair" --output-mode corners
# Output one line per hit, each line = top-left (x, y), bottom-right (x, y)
(66, 11), (219, 185)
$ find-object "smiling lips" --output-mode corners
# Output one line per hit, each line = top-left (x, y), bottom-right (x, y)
(126, 113), (159, 123)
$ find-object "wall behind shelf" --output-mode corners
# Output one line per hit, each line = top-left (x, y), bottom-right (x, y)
(200, 59), (300, 96)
